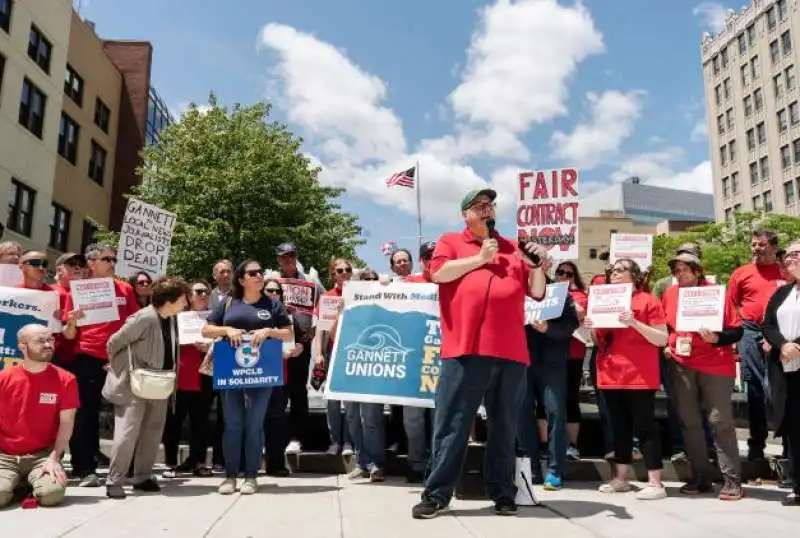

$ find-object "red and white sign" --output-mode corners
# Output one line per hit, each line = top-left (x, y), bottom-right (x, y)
(517, 168), (580, 260)
(278, 278), (318, 315)
(316, 295), (344, 331)
(587, 283), (632, 329)
(69, 277), (120, 326)
(610, 233), (653, 270)
(676, 285), (725, 332)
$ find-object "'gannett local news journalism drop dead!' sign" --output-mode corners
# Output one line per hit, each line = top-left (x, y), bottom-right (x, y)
(116, 198), (177, 278)
(517, 168), (580, 260)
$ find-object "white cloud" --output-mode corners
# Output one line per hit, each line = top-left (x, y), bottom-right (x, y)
(693, 3), (730, 34)
(173, 102), (212, 119)
(550, 90), (645, 169)
(612, 149), (713, 194)
(691, 119), (709, 142)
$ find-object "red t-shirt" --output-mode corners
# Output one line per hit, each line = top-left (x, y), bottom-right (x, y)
(595, 290), (667, 390)
(590, 274), (607, 286)
(569, 289), (588, 359)
(662, 282), (740, 378)
(726, 262), (784, 324)
(406, 272), (432, 283)
(0, 364), (79, 455)
(177, 344), (204, 392)
(430, 229), (536, 365)
(63, 279), (140, 360)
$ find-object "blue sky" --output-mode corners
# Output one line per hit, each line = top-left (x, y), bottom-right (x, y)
(75, 0), (736, 271)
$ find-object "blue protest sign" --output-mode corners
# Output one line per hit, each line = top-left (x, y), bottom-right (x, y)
(524, 282), (569, 323)
(325, 282), (440, 408)
(0, 288), (59, 371)
(212, 337), (283, 390)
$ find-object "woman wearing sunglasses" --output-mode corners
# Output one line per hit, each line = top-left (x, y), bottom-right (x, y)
(554, 261), (588, 462)
(162, 280), (215, 479)
(130, 271), (154, 308)
(583, 258), (669, 500)
(202, 260), (293, 495)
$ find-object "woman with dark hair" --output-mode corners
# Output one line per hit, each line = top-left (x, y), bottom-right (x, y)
(554, 260), (588, 461)
(130, 271), (154, 308)
(584, 258), (669, 500)
(162, 280), (215, 479)
(202, 260), (293, 495)
(103, 277), (190, 499)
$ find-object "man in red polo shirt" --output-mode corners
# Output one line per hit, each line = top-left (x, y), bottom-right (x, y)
(0, 324), (78, 508)
(412, 188), (547, 519)
(63, 243), (139, 487)
(726, 230), (784, 461)
(50, 253), (88, 367)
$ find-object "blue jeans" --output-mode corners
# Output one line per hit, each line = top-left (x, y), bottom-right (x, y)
(326, 400), (351, 446)
(403, 406), (430, 473)
(740, 322), (769, 453)
(517, 359), (567, 478)
(344, 401), (385, 470)
(221, 387), (272, 478)
(423, 356), (526, 505)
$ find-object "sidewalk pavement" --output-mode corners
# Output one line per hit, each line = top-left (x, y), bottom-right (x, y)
(3, 474), (797, 538)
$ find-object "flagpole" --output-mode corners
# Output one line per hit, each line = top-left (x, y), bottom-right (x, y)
(415, 160), (422, 251)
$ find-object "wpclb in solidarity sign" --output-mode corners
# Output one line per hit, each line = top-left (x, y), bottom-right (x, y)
(325, 282), (440, 408)
(212, 337), (283, 390)
(517, 168), (580, 260)
(0, 288), (59, 371)
(116, 198), (177, 278)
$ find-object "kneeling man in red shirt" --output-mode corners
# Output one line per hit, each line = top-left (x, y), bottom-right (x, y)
(412, 188), (547, 519)
(0, 325), (79, 508)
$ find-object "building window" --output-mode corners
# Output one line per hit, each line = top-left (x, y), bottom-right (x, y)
(729, 140), (737, 161)
(734, 203), (742, 213)
(0, 53), (5, 96)
(57, 113), (79, 164)
(63, 65), (83, 106)
(720, 46), (729, 68)
(80, 220), (97, 253)
(782, 30), (793, 56)
(757, 121), (767, 144)
(94, 98), (110, 133)
(27, 25), (51, 74)
(791, 101), (800, 125)
(744, 95), (753, 117)
(720, 145), (728, 166)
(764, 190), (774, 212)
(768, 6), (778, 30)
(785, 180), (796, 206)
(748, 24), (757, 46)
(713, 55), (720, 75)
(714, 84), (722, 106)
(750, 161), (759, 185)
(49, 203), (70, 251)
(0, 0), (11, 33)
(7, 178), (35, 236)
(726, 108), (734, 130)
(771, 39), (781, 64)
(88, 141), (106, 185)
(723, 77), (732, 100)
(738, 32), (747, 55)
(741, 64), (750, 87)
(732, 171), (740, 194)
(747, 128), (756, 150)
(754, 87), (764, 110)
(722, 176), (730, 198)
(760, 156), (770, 180)
(589, 248), (598, 260)
(774, 73), (784, 98)
(779, 108), (789, 132)
(18, 78), (46, 139)
(718, 114), (725, 134)
(752, 55), (761, 79)
(787, 65), (797, 90)
(753, 195), (763, 211)
(782, 144), (792, 168)
(725, 208), (733, 221)
(779, 0), (788, 20)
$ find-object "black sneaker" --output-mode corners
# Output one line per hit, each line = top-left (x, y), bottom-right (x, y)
(493, 498), (518, 516)
(406, 470), (425, 484)
(133, 478), (161, 492)
(411, 498), (448, 519)
(679, 477), (714, 495)
(106, 484), (126, 499)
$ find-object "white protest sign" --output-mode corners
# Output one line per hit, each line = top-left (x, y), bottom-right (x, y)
(610, 233), (653, 270)
(316, 295), (343, 331)
(70, 277), (119, 326)
(116, 198), (177, 278)
(177, 310), (211, 345)
(517, 168), (580, 260)
(587, 283), (633, 329)
(0, 265), (23, 287)
(676, 285), (725, 332)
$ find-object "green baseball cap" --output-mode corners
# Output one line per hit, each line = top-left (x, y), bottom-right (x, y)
(461, 188), (497, 211)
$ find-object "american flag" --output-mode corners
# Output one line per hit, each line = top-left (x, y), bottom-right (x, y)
(385, 166), (416, 189)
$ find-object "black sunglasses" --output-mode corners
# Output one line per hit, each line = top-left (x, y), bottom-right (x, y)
(193, 288), (210, 296)
(265, 287), (282, 294)
(136, 280), (151, 287)
(23, 259), (49, 269)
(335, 266), (353, 275)
(245, 269), (263, 278)
(361, 275), (378, 281)
(555, 269), (574, 278)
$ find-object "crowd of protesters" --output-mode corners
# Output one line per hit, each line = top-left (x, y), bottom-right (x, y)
(0, 192), (798, 516)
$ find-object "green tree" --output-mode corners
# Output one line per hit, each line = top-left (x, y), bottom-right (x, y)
(650, 212), (800, 283)
(94, 96), (364, 284)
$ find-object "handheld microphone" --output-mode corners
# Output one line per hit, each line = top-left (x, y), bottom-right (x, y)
(486, 219), (496, 238)
(518, 234), (541, 265)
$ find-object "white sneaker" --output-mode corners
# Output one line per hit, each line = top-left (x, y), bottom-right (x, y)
(598, 479), (632, 494)
(326, 443), (341, 456)
(240, 478), (258, 495)
(566, 445), (581, 461)
(635, 484), (667, 500)
(341, 443), (354, 457)
(285, 440), (302, 455)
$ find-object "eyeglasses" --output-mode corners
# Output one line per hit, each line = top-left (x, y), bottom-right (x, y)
(361, 275), (378, 281)
(335, 266), (353, 275)
(469, 202), (497, 211)
(612, 266), (630, 275)
(193, 288), (210, 296)
(136, 280), (151, 287)
(23, 259), (49, 269)
(245, 269), (264, 278)
(555, 269), (574, 278)
(265, 287), (282, 294)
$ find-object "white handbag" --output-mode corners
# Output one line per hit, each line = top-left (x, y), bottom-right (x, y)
(127, 320), (177, 400)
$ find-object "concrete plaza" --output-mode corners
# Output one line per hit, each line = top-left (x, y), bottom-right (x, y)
(2, 473), (798, 538)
